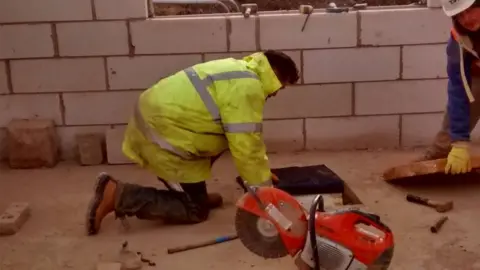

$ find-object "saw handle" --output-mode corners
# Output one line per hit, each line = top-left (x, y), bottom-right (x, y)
(244, 183), (266, 210)
(235, 172), (280, 192)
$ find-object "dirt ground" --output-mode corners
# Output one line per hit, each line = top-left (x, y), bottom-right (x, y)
(1, 149), (480, 270)
(154, 0), (423, 16)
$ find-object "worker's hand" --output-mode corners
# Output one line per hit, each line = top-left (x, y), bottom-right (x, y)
(248, 172), (278, 190)
(445, 142), (472, 175)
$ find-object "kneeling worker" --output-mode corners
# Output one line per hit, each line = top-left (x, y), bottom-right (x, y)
(417, 0), (480, 174)
(86, 50), (299, 235)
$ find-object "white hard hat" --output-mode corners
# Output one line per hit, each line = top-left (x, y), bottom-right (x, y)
(442, 0), (476, 17)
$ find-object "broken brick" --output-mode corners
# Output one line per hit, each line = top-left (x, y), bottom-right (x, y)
(96, 262), (122, 270)
(118, 249), (143, 270)
(0, 202), (31, 236)
(76, 133), (105, 165)
(7, 119), (59, 169)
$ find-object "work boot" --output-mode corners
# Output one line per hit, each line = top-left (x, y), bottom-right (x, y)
(86, 172), (118, 236)
(207, 193), (223, 209)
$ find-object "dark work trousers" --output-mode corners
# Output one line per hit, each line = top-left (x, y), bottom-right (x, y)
(114, 151), (224, 224)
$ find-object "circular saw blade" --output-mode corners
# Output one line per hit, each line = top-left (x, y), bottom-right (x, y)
(235, 208), (289, 259)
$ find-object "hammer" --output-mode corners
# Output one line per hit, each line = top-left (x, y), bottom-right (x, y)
(406, 194), (453, 213)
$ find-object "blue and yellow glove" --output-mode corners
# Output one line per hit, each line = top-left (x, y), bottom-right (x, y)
(445, 142), (472, 175)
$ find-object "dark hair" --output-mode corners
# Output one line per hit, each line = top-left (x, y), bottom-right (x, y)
(264, 50), (300, 84)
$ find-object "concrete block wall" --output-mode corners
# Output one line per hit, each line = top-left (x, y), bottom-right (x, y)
(0, 1), (473, 163)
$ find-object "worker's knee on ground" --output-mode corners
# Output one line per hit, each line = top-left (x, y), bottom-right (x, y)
(164, 206), (210, 225)
(185, 203), (211, 224)
(186, 212), (210, 224)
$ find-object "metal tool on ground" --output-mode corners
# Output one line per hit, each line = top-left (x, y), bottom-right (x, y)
(430, 216), (448, 233)
(406, 194), (454, 213)
(299, 5), (314, 32)
(167, 234), (238, 254)
(234, 165), (395, 270)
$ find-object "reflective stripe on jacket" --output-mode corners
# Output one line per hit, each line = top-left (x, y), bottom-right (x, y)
(122, 52), (282, 185)
(447, 28), (480, 142)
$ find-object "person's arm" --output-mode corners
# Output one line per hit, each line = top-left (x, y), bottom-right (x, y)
(444, 35), (474, 174)
(220, 80), (272, 186)
(446, 35), (472, 142)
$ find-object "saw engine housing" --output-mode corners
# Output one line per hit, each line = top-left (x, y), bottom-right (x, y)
(304, 195), (394, 270)
(235, 186), (394, 270)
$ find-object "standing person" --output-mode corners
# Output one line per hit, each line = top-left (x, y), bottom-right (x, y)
(416, 0), (480, 174)
(86, 50), (299, 235)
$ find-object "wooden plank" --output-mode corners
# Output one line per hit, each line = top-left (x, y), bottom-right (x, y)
(383, 156), (480, 182)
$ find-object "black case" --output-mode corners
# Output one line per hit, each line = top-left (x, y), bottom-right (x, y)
(236, 164), (345, 196)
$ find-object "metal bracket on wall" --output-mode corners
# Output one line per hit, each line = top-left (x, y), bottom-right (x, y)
(241, 3), (258, 18)
(325, 2), (350, 13)
(352, 3), (367, 9)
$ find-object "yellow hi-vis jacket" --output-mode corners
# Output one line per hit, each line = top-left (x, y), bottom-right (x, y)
(122, 52), (283, 185)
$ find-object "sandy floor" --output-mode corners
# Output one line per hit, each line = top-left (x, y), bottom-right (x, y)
(1, 149), (480, 270)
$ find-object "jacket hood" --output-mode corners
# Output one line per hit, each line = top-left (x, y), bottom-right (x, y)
(242, 52), (283, 96)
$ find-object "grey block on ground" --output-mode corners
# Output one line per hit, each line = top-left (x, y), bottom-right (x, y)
(0, 202), (31, 236)
(7, 119), (59, 169)
(76, 133), (105, 165)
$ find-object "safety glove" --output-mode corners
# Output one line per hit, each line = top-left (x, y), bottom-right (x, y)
(445, 141), (472, 174)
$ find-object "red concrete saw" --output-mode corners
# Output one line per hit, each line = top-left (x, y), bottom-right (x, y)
(234, 170), (395, 270)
